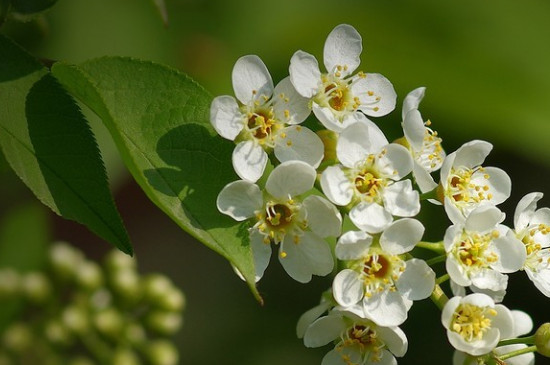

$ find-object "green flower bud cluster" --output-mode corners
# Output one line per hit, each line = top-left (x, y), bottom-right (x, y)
(0, 242), (185, 365)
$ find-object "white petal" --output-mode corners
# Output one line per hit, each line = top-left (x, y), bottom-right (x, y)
(377, 326), (408, 357)
(216, 180), (263, 220)
(495, 345), (535, 365)
(349, 202), (393, 234)
(311, 103), (350, 132)
(303, 195), (342, 237)
(322, 347), (361, 365)
(323, 24), (362, 75)
(447, 327), (499, 356)
(470, 270), (508, 292)
(274, 126), (324, 168)
(490, 233), (526, 273)
(440, 151), (456, 189)
(250, 229), (272, 282)
(296, 302), (331, 338)
(273, 76), (311, 124)
(475, 166), (511, 205)
(511, 310), (534, 337)
(470, 285), (506, 303)
(279, 232), (333, 283)
(289, 50), (321, 98)
(332, 269), (363, 307)
(232, 140), (268, 182)
(383, 180), (421, 218)
(464, 205), (505, 233)
(210, 95), (243, 140)
(401, 87), (426, 120)
(441, 296), (462, 330)
(446, 257), (471, 287)
(303, 314), (346, 348)
(335, 230), (373, 260)
(380, 218), (425, 255)
(363, 290), (408, 327)
(320, 165), (353, 206)
(412, 161), (438, 193)
(402, 109), (425, 151)
(396, 258), (435, 301)
(232, 55), (273, 104)
(266, 160), (315, 199)
(356, 73), (397, 117)
(514, 192), (544, 231)
(377, 144), (413, 180)
(493, 304), (515, 339)
(453, 140), (492, 169)
(526, 269), (550, 297)
(367, 350), (397, 365)
(337, 121), (387, 167)
(450, 280), (467, 297)
(444, 196), (468, 225)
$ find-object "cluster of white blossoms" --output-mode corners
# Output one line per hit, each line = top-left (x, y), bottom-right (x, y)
(212, 24), (550, 364)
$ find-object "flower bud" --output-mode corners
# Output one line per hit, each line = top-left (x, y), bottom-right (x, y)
(536, 322), (550, 357)
(105, 250), (136, 272)
(76, 261), (103, 290)
(94, 308), (124, 338)
(112, 348), (141, 365)
(125, 323), (146, 345)
(143, 274), (185, 311)
(21, 272), (51, 303)
(316, 129), (338, 170)
(44, 320), (73, 346)
(146, 340), (179, 365)
(62, 305), (89, 334)
(110, 268), (141, 302)
(68, 356), (95, 365)
(2, 323), (32, 352)
(146, 311), (182, 335)
(0, 269), (20, 297)
(50, 242), (84, 279)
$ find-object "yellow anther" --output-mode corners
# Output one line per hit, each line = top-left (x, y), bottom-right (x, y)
(367, 90), (374, 96)
(286, 140), (292, 146)
(280, 251), (287, 258)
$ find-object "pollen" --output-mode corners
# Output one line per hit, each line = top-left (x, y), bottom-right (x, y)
(450, 303), (496, 342)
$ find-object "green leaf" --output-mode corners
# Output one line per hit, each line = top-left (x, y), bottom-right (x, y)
(51, 58), (261, 301)
(9, 0), (57, 15)
(0, 35), (132, 254)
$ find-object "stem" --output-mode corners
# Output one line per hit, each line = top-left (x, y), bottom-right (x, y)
(498, 345), (537, 360)
(425, 254), (446, 266)
(420, 188), (438, 201)
(430, 283), (449, 310)
(435, 273), (450, 285)
(498, 335), (536, 347)
(416, 241), (445, 254)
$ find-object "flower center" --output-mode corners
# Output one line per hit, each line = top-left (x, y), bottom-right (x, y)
(454, 231), (499, 270)
(338, 323), (384, 364)
(254, 199), (307, 249)
(520, 224), (550, 270)
(315, 69), (366, 122)
(352, 155), (387, 203)
(354, 251), (405, 298)
(446, 166), (492, 213)
(450, 303), (496, 342)
(244, 105), (284, 147)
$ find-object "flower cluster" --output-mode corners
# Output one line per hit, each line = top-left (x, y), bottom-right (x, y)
(212, 24), (550, 364)
(0, 242), (184, 365)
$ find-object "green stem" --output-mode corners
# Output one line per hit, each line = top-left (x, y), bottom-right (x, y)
(425, 254), (447, 266)
(498, 345), (537, 360)
(416, 241), (445, 254)
(430, 283), (449, 310)
(420, 188), (439, 201)
(498, 335), (536, 347)
(435, 273), (450, 285)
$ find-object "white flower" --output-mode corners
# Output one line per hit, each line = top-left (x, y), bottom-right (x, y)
(452, 310), (535, 365)
(211, 55), (323, 182)
(332, 219), (435, 326)
(444, 205), (526, 295)
(321, 121), (419, 233)
(442, 293), (514, 356)
(440, 140), (511, 224)
(401, 87), (445, 193)
(217, 161), (341, 283)
(513, 192), (550, 297)
(289, 24), (396, 132)
(303, 308), (408, 365)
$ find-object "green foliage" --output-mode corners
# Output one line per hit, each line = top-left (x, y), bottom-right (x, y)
(0, 35), (132, 254)
(9, 0), (58, 15)
(51, 58), (260, 301)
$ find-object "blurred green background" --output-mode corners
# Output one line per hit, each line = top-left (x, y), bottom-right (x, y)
(2, 0), (550, 363)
